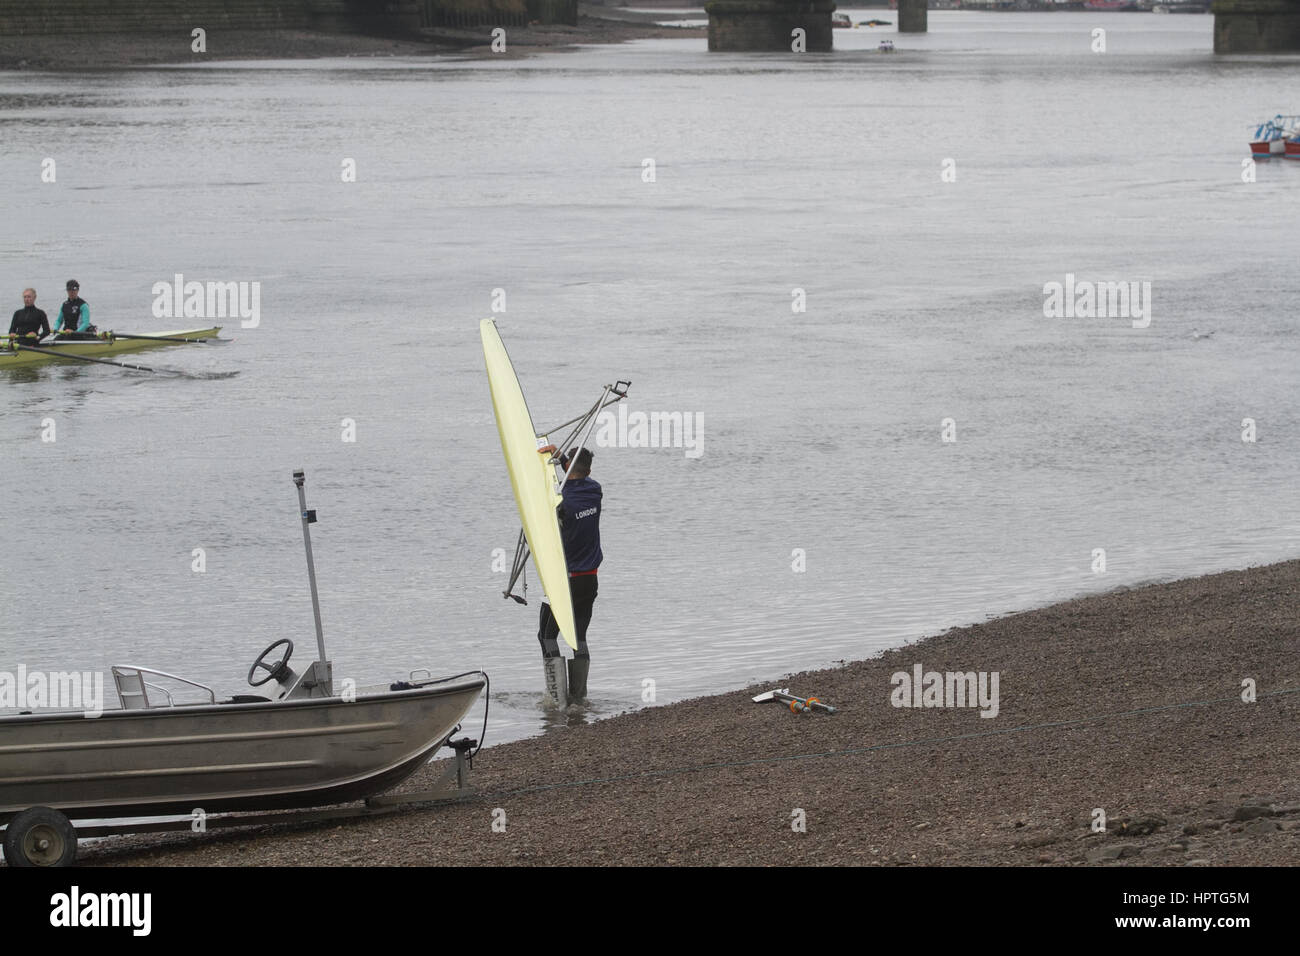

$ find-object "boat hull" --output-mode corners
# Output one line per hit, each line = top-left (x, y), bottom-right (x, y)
(0, 327), (221, 369)
(480, 319), (578, 650)
(0, 676), (484, 822)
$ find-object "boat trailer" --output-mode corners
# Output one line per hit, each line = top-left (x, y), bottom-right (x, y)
(2, 735), (480, 866)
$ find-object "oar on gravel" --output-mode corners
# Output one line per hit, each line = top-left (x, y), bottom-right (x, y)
(752, 688), (837, 714)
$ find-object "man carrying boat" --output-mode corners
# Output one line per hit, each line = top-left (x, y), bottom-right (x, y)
(8, 288), (50, 344)
(536, 445), (602, 700)
(53, 280), (95, 339)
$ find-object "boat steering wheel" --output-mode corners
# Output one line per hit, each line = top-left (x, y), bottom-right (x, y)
(248, 639), (294, 687)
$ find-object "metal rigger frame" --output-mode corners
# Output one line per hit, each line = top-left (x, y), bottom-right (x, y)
(502, 380), (631, 604)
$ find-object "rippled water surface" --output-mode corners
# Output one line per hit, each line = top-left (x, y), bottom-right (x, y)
(2, 13), (1297, 745)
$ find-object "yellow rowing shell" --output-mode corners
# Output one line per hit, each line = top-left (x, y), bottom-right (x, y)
(480, 319), (577, 650)
(0, 327), (222, 369)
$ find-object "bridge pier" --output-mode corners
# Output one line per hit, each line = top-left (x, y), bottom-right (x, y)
(897, 0), (927, 33)
(704, 1), (835, 52)
(1213, 0), (1300, 51)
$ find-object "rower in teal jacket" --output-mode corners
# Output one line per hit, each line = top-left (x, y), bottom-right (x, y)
(53, 279), (94, 338)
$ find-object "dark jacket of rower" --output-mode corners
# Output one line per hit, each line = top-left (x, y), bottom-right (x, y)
(558, 476), (603, 573)
(57, 296), (91, 334)
(9, 305), (50, 340)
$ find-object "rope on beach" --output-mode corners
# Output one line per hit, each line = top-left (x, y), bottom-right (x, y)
(490, 685), (1300, 799)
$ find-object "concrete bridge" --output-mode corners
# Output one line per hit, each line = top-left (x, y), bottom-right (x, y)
(0, 0), (1291, 54)
(704, 0), (1300, 52)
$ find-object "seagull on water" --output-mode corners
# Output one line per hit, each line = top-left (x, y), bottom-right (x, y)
(1191, 329), (1215, 340)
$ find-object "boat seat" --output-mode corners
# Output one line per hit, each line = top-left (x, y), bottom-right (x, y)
(110, 664), (216, 709)
(111, 667), (150, 710)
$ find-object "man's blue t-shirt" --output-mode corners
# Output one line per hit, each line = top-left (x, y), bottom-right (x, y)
(559, 477), (602, 573)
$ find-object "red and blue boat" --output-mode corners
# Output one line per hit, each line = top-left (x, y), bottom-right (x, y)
(1249, 115), (1300, 160)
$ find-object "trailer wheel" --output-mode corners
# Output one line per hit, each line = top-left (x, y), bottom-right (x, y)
(3, 807), (77, 867)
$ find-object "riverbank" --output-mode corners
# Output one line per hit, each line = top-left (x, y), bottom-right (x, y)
(0, 9), (705, 70)
(85, 558), (1300, 866)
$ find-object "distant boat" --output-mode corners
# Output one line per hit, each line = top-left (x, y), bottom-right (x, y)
(1287, 136), (1300, 160)
(1249, 115), (1300, 160)
(832, 12), (852, 28)
(858, 19), (892, 26)
(1249, 138), (1285, 159)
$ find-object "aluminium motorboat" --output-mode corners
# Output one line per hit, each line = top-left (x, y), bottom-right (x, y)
(0, 658), (484, 823)
(0, 470), (486, 866)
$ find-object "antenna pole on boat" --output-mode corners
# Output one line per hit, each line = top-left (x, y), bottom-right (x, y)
(293, 469), (333, 695)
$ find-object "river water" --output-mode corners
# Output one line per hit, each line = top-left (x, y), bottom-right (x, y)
(1, 13), (1297, 746)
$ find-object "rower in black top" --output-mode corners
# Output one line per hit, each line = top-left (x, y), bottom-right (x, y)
(8, 288), (50, 345)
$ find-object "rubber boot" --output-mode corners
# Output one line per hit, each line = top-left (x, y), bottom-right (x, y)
(538, 600), (562, 661)
(567, 657), (590, 701)
(542, 656), (568, 709)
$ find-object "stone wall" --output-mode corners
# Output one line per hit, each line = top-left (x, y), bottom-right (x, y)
(417, 0), (577, 27)
(897, 0), (926, 32)
(0, 1), (352, 35)
(0, 0), (577, 36)
(528, 0), (577, 26)
(705, 1), (835, 52)
(1213, 0), (1300, 51)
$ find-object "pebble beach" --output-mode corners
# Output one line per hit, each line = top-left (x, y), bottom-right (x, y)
(85, 559), (1300, 867)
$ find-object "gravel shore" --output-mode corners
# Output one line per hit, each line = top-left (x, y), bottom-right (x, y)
(83, 559), (1300, 866)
